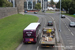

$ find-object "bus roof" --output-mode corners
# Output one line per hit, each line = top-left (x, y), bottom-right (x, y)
(24, 22), (40, 30)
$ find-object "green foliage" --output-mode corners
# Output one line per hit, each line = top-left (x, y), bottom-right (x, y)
(50, 0), (55, 7)
(35, 3), (41, 10)
(69, 1), (75, 14)
(61, 0), (72, 12)
(0, 14), (38, 50)
(0, 0), (3, 7)
(0, 0), (13, 7)
(56, 0), (72, 13)
(56, 1), (60, 8)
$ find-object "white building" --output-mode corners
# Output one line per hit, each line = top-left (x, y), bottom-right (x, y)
(8, 0), (48, 10)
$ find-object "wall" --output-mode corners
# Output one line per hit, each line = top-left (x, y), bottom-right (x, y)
(16, 0), (24, 13)
(0, 7), (18, 19)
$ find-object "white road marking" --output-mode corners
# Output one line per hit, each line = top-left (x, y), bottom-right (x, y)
(66, 26), (68, 28)
(52, 17), (54, 21)
(66, 17), (72, 22)
(16, 42), (23, 50)
(61, 44), (64, 50)
(65, 24), (66, 26)
(61, 16), (74, 36)
(51, 17), (60, 42)
(37, 46), (39, 50)
(68, 29), (71, 32)
(71, 32), (74, 36)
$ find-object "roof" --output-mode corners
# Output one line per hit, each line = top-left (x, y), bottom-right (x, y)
(24, 22), (40, 30)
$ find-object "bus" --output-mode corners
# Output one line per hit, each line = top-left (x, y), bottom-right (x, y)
(23, 22), (40, 43)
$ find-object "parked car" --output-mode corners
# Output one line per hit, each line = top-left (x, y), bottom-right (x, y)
(24, 11), (27, 13)
(69, 22), (75, 27)
(48, 21), (53, 26)
(61, 15), (65, 18)
(34, 12), (37, 14)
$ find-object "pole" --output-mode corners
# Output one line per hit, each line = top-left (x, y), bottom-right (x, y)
(43, 0), (44, 10)
(59, 0), (61, 32)
(59, 0), (61, 42)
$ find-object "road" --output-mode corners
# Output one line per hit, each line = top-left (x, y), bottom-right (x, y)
(18, 13), (57, 50)
(47, 13), (75, 50)
(18, 12), (75, 50)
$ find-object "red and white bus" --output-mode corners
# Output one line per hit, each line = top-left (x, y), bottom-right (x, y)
(23, 22), (40, 43)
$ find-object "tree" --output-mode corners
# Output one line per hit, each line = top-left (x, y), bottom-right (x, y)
(50, 0), (55, 7)
(61, 0), (72, 13)
(0, 0), (3, 7)
(35, 3), (41, 10)
(56, 0), (72, 13)
(69, 0), (75, 14)
(0, 0), (13, 7)
(56, 1), (60, 8)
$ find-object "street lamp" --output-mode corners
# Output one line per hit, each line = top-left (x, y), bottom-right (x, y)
(53, 0), (61, 32)
(53, 0), (61, 43)
(58, 0), (61, 43)
(59, 0), (61, 32)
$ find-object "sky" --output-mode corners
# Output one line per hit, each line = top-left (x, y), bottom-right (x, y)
(48, 0), (59, 3)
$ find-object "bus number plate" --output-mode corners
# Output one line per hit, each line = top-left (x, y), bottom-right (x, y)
(28, 42), (31, 43)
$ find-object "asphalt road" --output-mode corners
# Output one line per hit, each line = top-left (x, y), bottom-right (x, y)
(47, 13), (75, 50)
(19, 13), (58, 50)
(18, 12), (75, 50)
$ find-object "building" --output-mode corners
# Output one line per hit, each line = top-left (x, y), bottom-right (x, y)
(7, 0), (48, 12)
(24, 0), (48, 10)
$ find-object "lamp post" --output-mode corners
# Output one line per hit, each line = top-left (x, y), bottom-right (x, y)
(58, 0), (61, 43)
(53, 0), (60, 43)
(59, 0), (61, 32)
